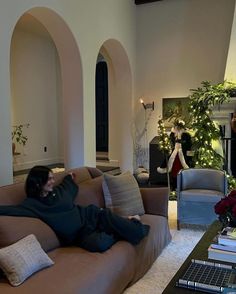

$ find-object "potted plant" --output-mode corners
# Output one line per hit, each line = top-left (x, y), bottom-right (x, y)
(12, 124), (30, 155)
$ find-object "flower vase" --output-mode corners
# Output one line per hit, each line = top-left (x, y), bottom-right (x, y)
(219, 215), (236, 229)
(229, 217), (236, 228)
(219, 214), (231, 230)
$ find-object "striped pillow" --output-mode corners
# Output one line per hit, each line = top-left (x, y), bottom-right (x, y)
(0, 234), (54, 286)
(102, 171), (145, 217)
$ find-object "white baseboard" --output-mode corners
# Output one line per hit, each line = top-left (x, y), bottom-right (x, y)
(13, 157), (63, 172)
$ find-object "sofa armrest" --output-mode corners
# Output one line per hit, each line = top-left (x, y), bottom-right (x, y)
(87, 166), (103, 178)
(140, 187), (169, 218)
(0, 216), (60, 252)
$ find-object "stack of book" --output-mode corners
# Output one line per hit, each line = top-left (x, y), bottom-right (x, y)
(208, 227), (236, 263)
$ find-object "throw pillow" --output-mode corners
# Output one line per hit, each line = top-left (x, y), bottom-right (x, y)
(102, 171), (145, 216)
(0, 234), (54, 286)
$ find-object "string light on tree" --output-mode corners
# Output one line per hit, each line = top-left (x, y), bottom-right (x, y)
(157, 119), (172, 155)
(187, 80), (236, 170)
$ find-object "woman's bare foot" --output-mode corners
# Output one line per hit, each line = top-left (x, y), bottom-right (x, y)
(128, 215), (141, 221)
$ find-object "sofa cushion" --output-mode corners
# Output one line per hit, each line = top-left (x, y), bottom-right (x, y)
(75, 176), (105, 208)
(0, 216), (60, 252)
(102, 171), (145, 216)
(0, 182), (26, 205)
(53, 167), (92, 186)
(0, 234), (54, 286)
(45, 243), (136, 294)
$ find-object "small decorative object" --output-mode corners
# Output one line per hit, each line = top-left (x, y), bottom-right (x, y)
(215, 190), (236, 228)
(134, 166), (149, 185)
(12, 123), (30, 154)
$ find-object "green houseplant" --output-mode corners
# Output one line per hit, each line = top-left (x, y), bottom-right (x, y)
(12, 124), (30, 154)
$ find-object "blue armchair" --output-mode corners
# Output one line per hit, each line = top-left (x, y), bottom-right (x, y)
(177, 168), (227, 230)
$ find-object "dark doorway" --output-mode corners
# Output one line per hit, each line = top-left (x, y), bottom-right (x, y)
(96, 61), (108, 152)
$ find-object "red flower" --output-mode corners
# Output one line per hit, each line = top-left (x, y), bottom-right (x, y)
(228, 190), (236, 198)
(215, 197), (231, 215)
(215, 190), (236, 219)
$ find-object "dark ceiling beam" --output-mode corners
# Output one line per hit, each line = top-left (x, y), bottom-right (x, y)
(135, 0), (162, 5)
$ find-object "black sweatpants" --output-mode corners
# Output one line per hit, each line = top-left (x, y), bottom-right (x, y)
(77, 208), (150, 252)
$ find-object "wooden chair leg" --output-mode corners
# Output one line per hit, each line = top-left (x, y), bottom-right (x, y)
(177, 220), (180, 230)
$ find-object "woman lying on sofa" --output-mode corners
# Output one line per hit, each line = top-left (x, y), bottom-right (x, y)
(0, 166), (149, 252)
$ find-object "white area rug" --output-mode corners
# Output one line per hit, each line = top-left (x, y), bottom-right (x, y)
(124, 201), (205, 294)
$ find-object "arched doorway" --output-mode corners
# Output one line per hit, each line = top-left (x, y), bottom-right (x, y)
(11, 13), (63, 172)
(10, 7), (84, 172)
(96, 40), (133, 172)
(96, 56), (109, 154)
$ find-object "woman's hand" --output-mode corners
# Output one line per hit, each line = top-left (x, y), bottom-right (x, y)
(68, 172), (75, 180)
(127, 215), (141, 221)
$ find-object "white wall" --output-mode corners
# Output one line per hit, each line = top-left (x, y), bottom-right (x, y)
(135, 0), (235, 165)
(104, 40), (133, 172)
(0, 0), (236, 185)
(225, 2), (236, 82)
(0, 0), (136, 185)
(11, 23), (62, 171)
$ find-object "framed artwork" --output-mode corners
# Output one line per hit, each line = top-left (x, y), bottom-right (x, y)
(162, 97), (190, 130)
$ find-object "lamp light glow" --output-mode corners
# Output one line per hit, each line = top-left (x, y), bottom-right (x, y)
(139, 98), (154, 111)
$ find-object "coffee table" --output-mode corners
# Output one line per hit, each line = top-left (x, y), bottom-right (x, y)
(162, 220), (222, 293)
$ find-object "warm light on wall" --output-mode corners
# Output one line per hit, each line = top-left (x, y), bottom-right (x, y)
(139, 98), (154, 110)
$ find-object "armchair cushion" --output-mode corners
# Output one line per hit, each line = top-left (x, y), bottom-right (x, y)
(180, 168), (227, 192)
(180, 189), (224, 202)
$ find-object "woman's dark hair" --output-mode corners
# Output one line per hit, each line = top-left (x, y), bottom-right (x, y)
(25, 166), (52, 198)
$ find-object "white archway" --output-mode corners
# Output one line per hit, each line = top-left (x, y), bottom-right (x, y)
(11, 7), (84, 170)
(99, 39), (133, 172)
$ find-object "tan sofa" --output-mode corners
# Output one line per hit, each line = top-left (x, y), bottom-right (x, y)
(0, 166), (171, 294)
